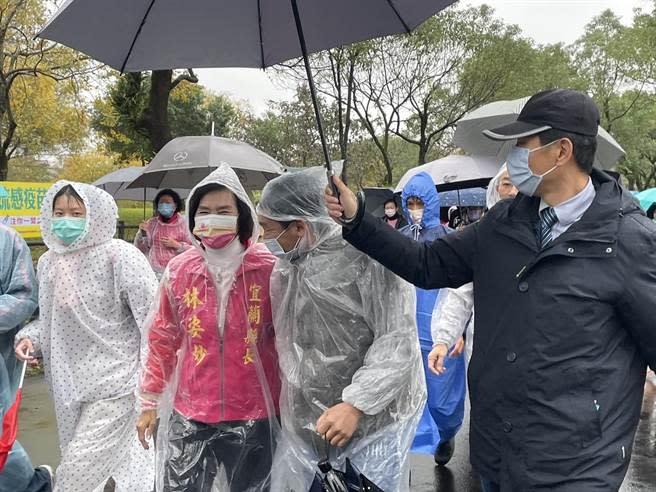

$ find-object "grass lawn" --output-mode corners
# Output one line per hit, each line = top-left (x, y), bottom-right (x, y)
(118, 206), (151, 225)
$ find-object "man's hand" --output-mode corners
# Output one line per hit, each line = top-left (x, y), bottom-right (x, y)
(324, 176), (358, 223)
(15, 339), (38, 366)
(428, 343), (449, 375)
(316, 402), (362, 447)
(136, 409), (158, 450)
(161, 237), (181, 250)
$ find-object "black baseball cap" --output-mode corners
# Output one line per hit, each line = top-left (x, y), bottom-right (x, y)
(483, 89), (600, 141)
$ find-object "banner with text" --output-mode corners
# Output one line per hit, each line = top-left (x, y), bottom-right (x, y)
(0, 182), (50, 239)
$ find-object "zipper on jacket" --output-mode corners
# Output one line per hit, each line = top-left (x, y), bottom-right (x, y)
(220, 336), (225, 420)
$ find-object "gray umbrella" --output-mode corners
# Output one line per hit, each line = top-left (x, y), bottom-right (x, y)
(39, 0), (456, 187)
(453, 96), (626, 170)
(126, 136), (285, 191)
(92, 166), (189, 201)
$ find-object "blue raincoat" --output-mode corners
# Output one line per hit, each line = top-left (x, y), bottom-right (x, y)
(0, 224), (39, 490)
(399, 173), (466, 454)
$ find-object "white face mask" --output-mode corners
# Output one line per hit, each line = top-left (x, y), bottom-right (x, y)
(409, 208), (424, 224)
(193, 214), (237, 238)
(384, 208), (397, 218)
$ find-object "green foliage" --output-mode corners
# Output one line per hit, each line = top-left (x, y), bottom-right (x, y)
(93, 76), (239, 163)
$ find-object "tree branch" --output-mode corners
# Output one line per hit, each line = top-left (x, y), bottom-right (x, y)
(170, 69), (198, 90)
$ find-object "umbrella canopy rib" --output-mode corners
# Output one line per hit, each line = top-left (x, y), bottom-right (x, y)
(120, 0), (156, 74)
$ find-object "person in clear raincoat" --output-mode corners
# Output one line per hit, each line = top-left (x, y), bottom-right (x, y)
(256, 166), (425, 492)
(137, 165), (281, 492)
(14, 182), (157, 492)
(135, 189), (192, 279)
(428, 165), (518, 373)
(0, 224), (52, 492)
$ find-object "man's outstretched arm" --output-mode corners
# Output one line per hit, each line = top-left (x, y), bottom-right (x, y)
(325, 176), (476, 290)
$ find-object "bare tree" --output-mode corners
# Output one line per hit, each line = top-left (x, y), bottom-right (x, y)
(276, 46), (362, 180)
(388, 10), (522, 164)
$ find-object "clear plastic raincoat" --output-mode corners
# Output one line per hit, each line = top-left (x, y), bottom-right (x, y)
(257, 166), (425, 492)
(431, 165), (510, 362)
(0, 224), (43, 491)
(134, 213), (192, 278)
(16, 181), (157, 492)
(139, 165), (280, 492)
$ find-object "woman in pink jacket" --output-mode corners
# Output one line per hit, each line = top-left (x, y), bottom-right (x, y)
(137, 166), (281, 492)
(134, 189), (192, 279)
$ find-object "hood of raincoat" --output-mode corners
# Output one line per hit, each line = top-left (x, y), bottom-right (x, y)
(486, 163), (509, 210)
(402, 172), (441, 229)
(186, 164), (260, 250)
(257, 165), (341, 255)
(41, 180), (118, 254)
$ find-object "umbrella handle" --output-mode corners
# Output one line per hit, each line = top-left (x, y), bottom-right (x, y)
(18, 357), (28, 390)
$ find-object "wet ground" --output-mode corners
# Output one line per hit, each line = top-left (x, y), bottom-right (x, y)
(19, 375), (656, 491)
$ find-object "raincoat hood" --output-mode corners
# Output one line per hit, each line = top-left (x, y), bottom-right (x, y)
(486, 163), (509, 210)
(41, 180), (117, 254)
(402, 172), (441, 229)
(186, 164), (260, 250)
(257, 165), (341, 254)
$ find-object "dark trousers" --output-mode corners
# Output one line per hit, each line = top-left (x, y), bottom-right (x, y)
(480, 478), (500, 492)
(163, 413), (274, 492)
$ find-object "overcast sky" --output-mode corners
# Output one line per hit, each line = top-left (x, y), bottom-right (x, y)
(197, 0), (652, 114)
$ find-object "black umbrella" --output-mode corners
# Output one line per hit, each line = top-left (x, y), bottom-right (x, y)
(39, 0), (456, 191)
(309, 458), (384, 492)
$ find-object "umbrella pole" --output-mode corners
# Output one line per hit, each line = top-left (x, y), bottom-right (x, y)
(290, 0), (340, 197)
(143, 187), (147, 220)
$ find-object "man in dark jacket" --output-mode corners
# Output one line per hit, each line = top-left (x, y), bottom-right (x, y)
(325, 89), (656, 491)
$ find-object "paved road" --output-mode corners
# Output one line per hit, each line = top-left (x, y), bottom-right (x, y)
(18, 376), (656, 491)
(409, 403), (656, 491)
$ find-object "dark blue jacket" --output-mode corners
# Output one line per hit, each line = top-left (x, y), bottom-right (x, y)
(343, 170), (656, 490)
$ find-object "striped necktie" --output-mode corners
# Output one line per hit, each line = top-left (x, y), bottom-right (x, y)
(539, 207), (558, 249)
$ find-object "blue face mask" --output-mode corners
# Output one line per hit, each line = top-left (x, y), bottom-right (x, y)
(158, 203), (175, 218)
(506, 140), (560, 197)
(263, 226), (301, 260)
(51, 218), (86, 245)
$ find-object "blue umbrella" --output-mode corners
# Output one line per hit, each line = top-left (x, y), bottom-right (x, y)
(636, 188), (656, 211)
(439, 188), (487, 208)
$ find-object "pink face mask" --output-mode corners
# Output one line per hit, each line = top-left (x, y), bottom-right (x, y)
(201, 233), (237, 250)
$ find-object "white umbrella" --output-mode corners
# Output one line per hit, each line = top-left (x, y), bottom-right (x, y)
(395, 155), (503, 192)
(93, 166), (189, 201)
(453, 96), (625, 170)
(127, 136), (285, 191)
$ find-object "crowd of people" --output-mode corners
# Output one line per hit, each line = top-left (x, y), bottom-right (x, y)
(0, 88), (655, 492)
